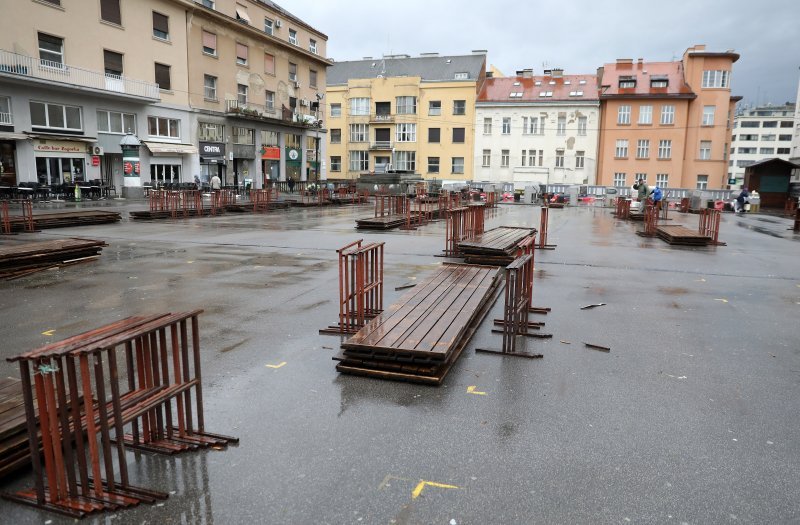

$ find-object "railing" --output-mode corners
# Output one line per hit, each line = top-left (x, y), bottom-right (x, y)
(369, 141), (393, 150)
(0, 49), (160, 100)
(225, 99), (279, 119)
(0, 111), (11, 125)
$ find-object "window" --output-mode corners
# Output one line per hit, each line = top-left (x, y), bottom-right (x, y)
(538, 150), (543, 166)
(452, 128), (465, 143)
(39, 0), (61, 5)
(97, 110), (135, 134)
(265, 90), (275, 110)
(762, 121), (778, 128)
(736, 160), (755, 168)
(331, 104), (341, 117)
(577, 116), (587, 136)
(396, 123), (416, 142)
(154, 63), (171, 90)
(777, 148), (790, 154)
(651, 78), (669, 88)
(740, 121), (759, 128)
(696, 175), (709, 189)
(202, 0), (214, 7)
(482, 149), (491, 167)
(576, 151), (585, 169)
(330, 129), (341, 143)
(100, 0), (121, 25)
(103, 50), (123, 76)
(484, 118), (492, 134)
(636, 139), (650, 159)
(555, 149), (564, 168)
(613, 173), (626, 187)
(0, 97), (12, 126)
(453, 100), (466, 115)
(289, 62), (297, 82)
(310, 69), (317, 88)
(615, 139), (629, 158)
(202, 31), (217, 55)
(349, 98), (369, 116)
(428, 128), (440, 143)
(330, 156), (341, 172)
(780, 121), (793, 128)
(235, 3), (250, 24)
(528, 150), (536, 167)
(702, 106), (715, 126)
(150, 164), (181, 184)
(349, 151), (368, 171)
(236, 43), (248, 66)
(152, 12), (169, 40)
(699, 141), (712, 160)
(395, 151), (416, 171)
(658, 139), (672, 159)
(656, 174), (669, 187)
(309, 39), (317, 54)
(660, 105), (675, 125)
(635, 173), (647, 184)
(499, 117), (509, 134)
(203, 74), (217, 100)
(264, 53), (275, 75)
(30, 101), (82, 131)
(232, 126), (254, 145)
(557, 116), (566, 135)
(638, 105), (653, 125)
(38, 32), (64, 67)
(761, 134), (776, 141)
(737, 148), (756, 154)
(739, 134), (758, 141)
(498, 150), (508, 168)
(520, 150), (526, 167)
(198, 122), (224, 142)
(759, 147), (775, 155)
(523, 117), (540, 135)
(618, 105), (631, 125)
(236, 83), (247, 104)
(779, 134), (792, 141)
(451, 157), (464, 174)
(396, 96), (417, 115)
(702, 70), (730, 88)
(264, 18), (274, 35)
(619, 77), (636, 89)
(289, 29), (298, 45)
(350, 124), (368, 142)
(429, 101), (441, 116)
(428, 157), (440, 174)
(454, 72), (468, 80)
(147, 116), (179, 138)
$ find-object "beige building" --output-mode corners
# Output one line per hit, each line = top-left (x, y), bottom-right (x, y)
(596, 45), (740, 190)
(326, 53), (486, 181)
(0, 0), (329, 194)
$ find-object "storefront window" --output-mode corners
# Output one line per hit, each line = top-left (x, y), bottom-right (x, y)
(35, 157), (84, 185)
(0, 142), (17, 186)
(150, 163), (181, 184)
(260, 130), (279, 146)
(285, 133), (301, 149)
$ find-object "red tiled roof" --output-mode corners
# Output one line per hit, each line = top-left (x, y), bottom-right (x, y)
(599, 61), (694, 98)
(477, 74), (599, 102)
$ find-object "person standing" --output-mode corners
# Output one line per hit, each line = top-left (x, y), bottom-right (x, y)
(634, 177), (649, 211)
(288, 177), (295, 193)
(734, 186), (749, 214)
(210, 173), (221, 191)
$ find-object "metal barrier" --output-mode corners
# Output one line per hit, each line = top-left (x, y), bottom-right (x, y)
(536, 206), (556, 249)
(250, 189), (272, 213)
(615, 198), (631, 220)
(5, 312), (237, 518)
(680, 198), (690, 213)
(374, 194), (408, 218)
(699, 208), (722, 245)
(321, 240), (385, 335)
(0, 201), (10, 234)
(643, 204), (658, 237)
(794, 208), (800, 233)
(444, 205), (486, 257)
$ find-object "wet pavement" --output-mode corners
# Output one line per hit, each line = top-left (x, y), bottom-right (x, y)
(0, 202), (798, 524)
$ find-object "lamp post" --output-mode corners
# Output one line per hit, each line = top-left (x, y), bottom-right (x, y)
(314, 92), (324, 190)
(119, 132), (142, 199)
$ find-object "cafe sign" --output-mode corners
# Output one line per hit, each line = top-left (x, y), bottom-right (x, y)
(33, 140), (86, 154)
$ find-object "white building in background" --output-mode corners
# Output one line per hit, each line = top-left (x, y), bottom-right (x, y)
(474, 68), (600, 189)
(790, 76), (800, 179)
(729, 103), (795, 185)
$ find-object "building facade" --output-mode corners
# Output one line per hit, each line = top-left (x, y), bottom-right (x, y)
(596, 45), (740, 190)
(326, 53), (486, 181)
(728, 104), (795, 186)
(474, 68), (600, 188)
(0, 0), (328, 195)
(790, 76), (800, 179)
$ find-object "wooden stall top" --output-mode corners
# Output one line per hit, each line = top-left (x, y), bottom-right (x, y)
(342, 264), (500, 359)
(459, 227), (535, 255)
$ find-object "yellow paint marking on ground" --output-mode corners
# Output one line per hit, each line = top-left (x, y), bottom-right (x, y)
(41, 330), (55, 336)
(411, 480), (460, 500)
(714, 298), (729, 303)
(377, 474), (412, 491)
(466, 386), (487, 396)
(187, 261), (194, 264)
(265, 362), (287, 369)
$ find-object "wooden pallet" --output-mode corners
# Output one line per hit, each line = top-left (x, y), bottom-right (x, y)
(656, 225), (711, 246)
(0, 377), (32, 479)
(335, 263), (501, 384)
(0, 238), (107, 279)
(458, 227), (535, 266)
(355, 214), (409, 230)
(5, 210), (121, 231)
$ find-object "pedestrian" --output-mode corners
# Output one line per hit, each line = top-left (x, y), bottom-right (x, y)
(210, 173), (221, 191)
(288, 177), (295, 193)
(633, 177), (650, 212)
(734, 186), (749, 214)
(194, 175), (201, 191)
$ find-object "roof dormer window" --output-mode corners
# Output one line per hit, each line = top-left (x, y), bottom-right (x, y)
(619, 76), (636, 89)
(650, 77), (669, 88)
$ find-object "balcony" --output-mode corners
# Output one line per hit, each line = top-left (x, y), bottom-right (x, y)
(0, 112), (11, 126)
(0, 49), (160, 102)
(369, 141), (393, 150)
(225, 99), (322, 129)
(370, 113), (394, 123)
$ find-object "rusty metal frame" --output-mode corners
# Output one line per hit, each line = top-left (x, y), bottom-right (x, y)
(699, 208), (724, 245)
(536, 206), (556, 250)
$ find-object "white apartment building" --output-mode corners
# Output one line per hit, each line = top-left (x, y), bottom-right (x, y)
(474, 69), (600, 188)
(790, 76), (800, 179)
(729, 103), (795, 185)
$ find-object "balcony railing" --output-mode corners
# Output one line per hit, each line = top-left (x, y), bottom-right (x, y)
(370, 113), (394, 123)
(225, 99), (279, 119)
(0, 49), (160, 101)
(0, 112), (11, 126)
(369, 141), (393, 150)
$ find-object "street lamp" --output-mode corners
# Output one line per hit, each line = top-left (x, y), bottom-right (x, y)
(314, 92), (324, 190)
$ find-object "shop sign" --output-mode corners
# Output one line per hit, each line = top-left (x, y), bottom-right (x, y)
(91, 156), (100, 166)
(33, 140), (85, 154)
(200, 142), (225, 157)
(287, 148), (300, 162)
(261, 146), (281, 160)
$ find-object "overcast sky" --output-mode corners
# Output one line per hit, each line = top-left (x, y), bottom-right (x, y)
(288, 0), (800, 108)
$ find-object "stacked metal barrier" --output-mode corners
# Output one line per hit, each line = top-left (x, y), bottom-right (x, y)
(699, 208), (722, 245)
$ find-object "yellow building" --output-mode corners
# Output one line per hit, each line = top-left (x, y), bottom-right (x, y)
(326, 52), (486, 181)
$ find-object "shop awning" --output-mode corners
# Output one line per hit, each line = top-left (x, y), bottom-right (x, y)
(235, 6), (251, 24)
(0, 132), (29, 140)
(144, 142), (198, 155)
(25, 133), (97, 142)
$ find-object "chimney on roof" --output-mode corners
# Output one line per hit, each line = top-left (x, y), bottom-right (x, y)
(637, 58), (643, 69)
(551, 68), (563, 78)
(486, 71), (493, 78)
(472, 49), (488, 55)
(616, 58), (633, 69)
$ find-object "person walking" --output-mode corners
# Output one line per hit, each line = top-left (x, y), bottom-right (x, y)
(734, 186), (749, 214)
(210, 173), (221, 191)
(288, 177), (295, 193)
